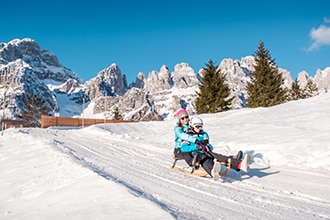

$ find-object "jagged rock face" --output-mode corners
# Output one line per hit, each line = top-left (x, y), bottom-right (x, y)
(313, 67), (330, 92)
(114, 63), (200, 120)
(130, 72), (146, 89)
(133, 62), (199, 93)
(219, 58), (252, 108)
(84, 64), (127, 100)
(97, 64), (127, 95)
(144, 65), (172, 93)
(106, 72), (197, 120)
(0, 61), (56, 116)
(57, 79), (81, 93)
(93, 87), (163, 121)
(142, 63), (200, 119)
(0, 38), (82, 118)
(0, 38), (81, 82)
(120, 87), (146, 112)
(0, 38), (42, 64)
(21, 68), (55, 110)
(297, 71), (310, 88)
(279, 68), (294, 88)
(172, 63), (200, 88)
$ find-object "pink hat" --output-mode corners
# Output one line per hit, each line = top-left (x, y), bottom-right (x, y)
(175, 109), (188, 119)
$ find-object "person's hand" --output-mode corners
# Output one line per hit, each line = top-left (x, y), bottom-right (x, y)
(195, 140), (203, 146)
(196, 144), (204, 151)
(202, 145), (210, 152)
(196, 143), (210, 152)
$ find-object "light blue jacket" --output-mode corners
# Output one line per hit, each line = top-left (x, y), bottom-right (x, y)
(174, 123), (196, 149)
(174, 123), (214, 153)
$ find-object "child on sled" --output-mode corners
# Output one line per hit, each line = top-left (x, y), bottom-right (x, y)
(173, 109), (250, 180)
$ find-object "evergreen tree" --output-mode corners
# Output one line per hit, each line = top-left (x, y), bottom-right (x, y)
(289, 79), (303, 100)
(303, 79), (318, 98)
(195, 60), (233, 114)
(18, 95), (49, 127)
(112, 106), (123, 120)
(247, 41), (287, 107)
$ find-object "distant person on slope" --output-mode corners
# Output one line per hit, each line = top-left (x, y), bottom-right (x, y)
(173, 109), (249, 180)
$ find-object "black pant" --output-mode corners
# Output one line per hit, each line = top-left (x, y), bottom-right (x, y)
(173, 148), (194, 166)
(174, 149), (241, 176)
(208, 152), (240, 170)
(174, 148), (214, 176)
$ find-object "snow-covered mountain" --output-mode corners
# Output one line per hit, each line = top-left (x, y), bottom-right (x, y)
(0, 38), (83, 117)
(1, 38), (330, 121)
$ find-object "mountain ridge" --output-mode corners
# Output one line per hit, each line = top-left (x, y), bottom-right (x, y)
(1, 38), (329, 121)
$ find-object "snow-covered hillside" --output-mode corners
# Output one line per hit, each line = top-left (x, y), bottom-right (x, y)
(1, 93), (330, 219)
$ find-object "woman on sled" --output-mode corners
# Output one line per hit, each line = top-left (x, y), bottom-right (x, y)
(173, 109), (250, 180)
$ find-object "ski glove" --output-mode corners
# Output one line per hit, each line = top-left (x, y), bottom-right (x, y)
(196, 144), (204, 151)
(195, 140), (203, 146)
(196, 144), (210, 152)
(202, 145), (210, 152)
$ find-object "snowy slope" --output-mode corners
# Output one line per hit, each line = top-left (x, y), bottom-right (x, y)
(1, 93), (330, 219)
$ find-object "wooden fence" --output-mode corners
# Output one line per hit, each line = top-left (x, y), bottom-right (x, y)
(40, 115), (135, 128)
(1, 119), (30, 129)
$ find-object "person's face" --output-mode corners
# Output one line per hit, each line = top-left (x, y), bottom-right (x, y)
(180, 116), (189, 124)
(193, 125), (203, 132)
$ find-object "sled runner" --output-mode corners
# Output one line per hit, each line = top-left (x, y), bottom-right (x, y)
(171, 165), (209, 177)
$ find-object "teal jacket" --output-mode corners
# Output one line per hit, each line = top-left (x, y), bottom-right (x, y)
(174, 122), (213, 153)
(174, 123), (195, 149)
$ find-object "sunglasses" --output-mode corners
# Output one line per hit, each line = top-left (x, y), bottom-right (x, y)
(180, 116), (189, 120)
(195, 125), (203, 129)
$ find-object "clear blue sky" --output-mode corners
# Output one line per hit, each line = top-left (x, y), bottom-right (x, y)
(2, 0), (330, 83)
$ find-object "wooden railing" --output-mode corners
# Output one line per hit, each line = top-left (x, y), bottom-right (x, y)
(40, 115), (135, 128)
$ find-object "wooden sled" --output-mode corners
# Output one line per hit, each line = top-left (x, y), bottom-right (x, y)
(171, 155), (231, 177)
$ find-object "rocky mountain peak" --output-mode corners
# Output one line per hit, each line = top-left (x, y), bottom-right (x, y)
(314, 67), (330, 92)
(297, 71), (310, 88)
(84, 63), (127, 100)
(172, 63), (199, 88)
(0, 38), (41, 63)
(130, 72), (146, 89)
(1, 38), (80, 83)
(145, 68), (171, 93)
(0, 38), (84, 119)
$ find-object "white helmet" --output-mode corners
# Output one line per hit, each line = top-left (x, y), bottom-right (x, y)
(189, 116), (203, 128)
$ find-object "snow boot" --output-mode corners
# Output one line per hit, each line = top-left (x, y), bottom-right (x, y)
(233, 150), (243, 160)
(211, 159), (221, 181)
(239, 154), (250, 172)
